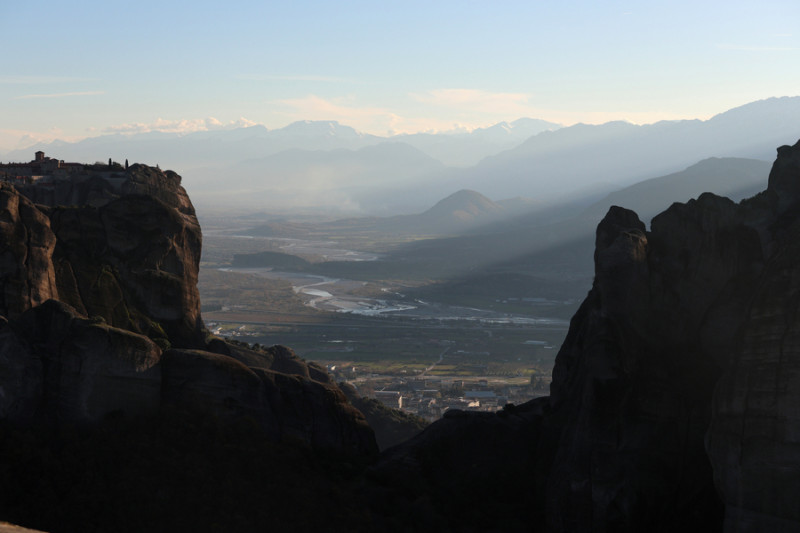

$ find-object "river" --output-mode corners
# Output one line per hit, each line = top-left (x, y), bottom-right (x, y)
(220, 267), (569, 326)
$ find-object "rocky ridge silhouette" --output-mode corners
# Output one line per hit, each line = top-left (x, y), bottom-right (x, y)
(372, 140), (800, 532)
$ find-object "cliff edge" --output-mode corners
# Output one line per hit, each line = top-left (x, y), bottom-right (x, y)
(0, 164), (376, 456)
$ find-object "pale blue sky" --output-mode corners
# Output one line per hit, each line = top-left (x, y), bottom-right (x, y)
(2, 0), (798, 149)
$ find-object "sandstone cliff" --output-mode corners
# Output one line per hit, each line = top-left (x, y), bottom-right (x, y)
(0, 166), (376, 456)
(372, 141), (800, 532)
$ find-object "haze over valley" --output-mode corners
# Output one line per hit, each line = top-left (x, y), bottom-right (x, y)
(187, 100), (779, 428)
(8, 97), (799, 215)
(3, 1), (800, 531)
(5, 98), (787, 421)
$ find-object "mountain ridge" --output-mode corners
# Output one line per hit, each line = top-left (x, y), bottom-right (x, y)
(458, 96), (800, 200)
(6, 97), (798, 215)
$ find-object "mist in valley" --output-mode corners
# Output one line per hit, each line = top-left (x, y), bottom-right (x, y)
(178, 98), (786, 425)
(4, 2), (800, 530)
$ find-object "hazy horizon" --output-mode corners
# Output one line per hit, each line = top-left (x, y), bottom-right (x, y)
(3, 1), (799, 151)
(4, 95), (798, 218)
(0, 99), (784, 151)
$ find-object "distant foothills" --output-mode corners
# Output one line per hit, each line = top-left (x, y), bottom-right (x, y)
(3, 96), (800, 214)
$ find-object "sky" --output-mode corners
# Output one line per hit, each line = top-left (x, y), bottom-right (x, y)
(2, 0), (799, 151)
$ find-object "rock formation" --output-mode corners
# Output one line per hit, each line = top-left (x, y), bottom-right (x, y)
(0, 165), (376, 456)
(373, 140), (800, 532)
(5, 142), (800, 531)
(705, 143), (800, 532)
(0, 184), (58, 319)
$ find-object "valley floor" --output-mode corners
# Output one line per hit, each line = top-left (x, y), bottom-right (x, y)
(198, 215), (584, 421)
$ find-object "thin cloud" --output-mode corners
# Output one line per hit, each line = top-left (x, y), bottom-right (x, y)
(409, 89), (714, 127)
(274, 94), (530, 135)
(547, 109), (701, 126)
(238, 74), (349, 83)
(1, 117), (259, 151)
(102, 117), (258, 135)
(15, 91), (105, 100)
(411, 89), (536, 116)
(277, 94), (382, 114)
(716, 43), (798, 51)
(275, 94), (391, 128)
(0, 75), (98, 84)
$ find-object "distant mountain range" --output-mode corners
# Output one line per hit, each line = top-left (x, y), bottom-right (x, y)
(5, 96), (798, 215)
(234, 155), (773, 317)
(368, 156), (771, 275)
(2, 117), (560, 171)
(576, 156), (770, 224)
(396, 118), (562, 166)
(397, 156), (772, 307)
(246, 155), (771, 269)
(457, 96), (800, 200)
(2, 117), (559, 214)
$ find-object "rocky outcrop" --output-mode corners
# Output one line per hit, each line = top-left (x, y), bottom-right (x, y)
(5, 165), (203, 346)
(705, 143), (800, 532)
(543, 141), (800, 531)
(48, 190), (203, 346)
(34, 165), (204, 347)
(540, 202), (727, 532)
(373, 140), (800, 531)
(2, 299), (162, 424)
(0, 165), (377, 456)
(0, 184), (58, 319)
(369, 399), (547, 532)
(159, 345), (375, 454)
(0, 522), (46, 533)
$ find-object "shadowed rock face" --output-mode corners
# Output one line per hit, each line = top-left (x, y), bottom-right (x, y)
(0, 165), (377, 456)
(545, 140), (800, 532)
(706, 144), (800, 532)
(338, 381), (428, 451)
(48, 191), (203, 346)
(0, 184), (58, 319)
(373, 140), (800, 531)
(26, 164), (205, 347)
(4, 299), (162, 424)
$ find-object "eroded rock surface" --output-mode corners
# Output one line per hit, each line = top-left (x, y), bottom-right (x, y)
(706, 143), (800, 532)
(544, 140), (800, 531)
(0, 184), (57, 319)
(0, 165), (377, 456)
